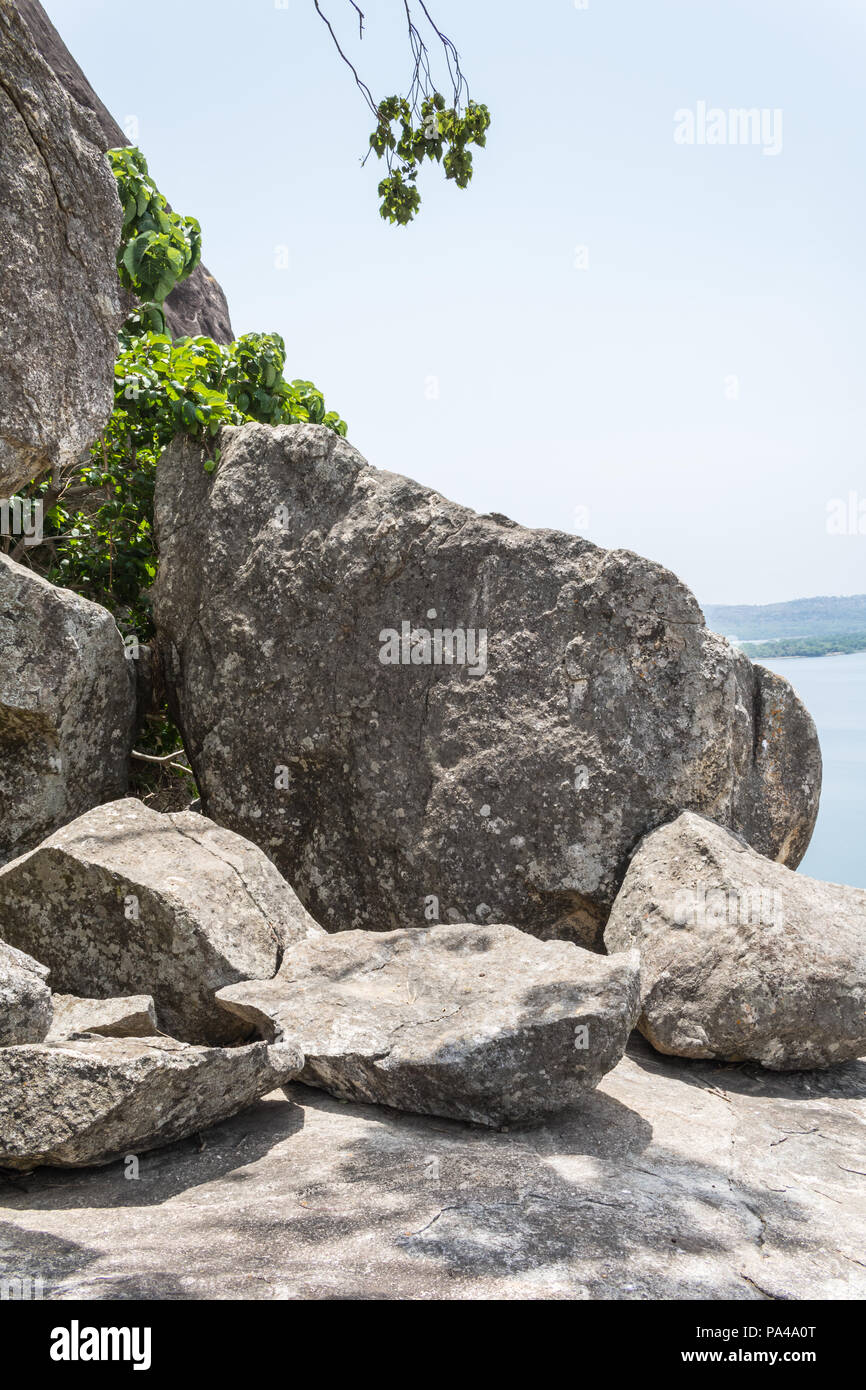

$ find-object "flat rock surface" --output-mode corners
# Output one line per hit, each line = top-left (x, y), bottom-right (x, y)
(0, 1037), (862, 1299)
(218, 923), (640, 1126)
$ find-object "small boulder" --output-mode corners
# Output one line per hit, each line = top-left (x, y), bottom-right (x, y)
(0, 554), (136, 866)
(47, 994), (158, 1041)
(0, 799), (322, 1045)
(0, 1035), (303, 1170)
(217, 923), (640, 1127)
(0, 939), (52, 1045)
(604, 811), (866, 1070)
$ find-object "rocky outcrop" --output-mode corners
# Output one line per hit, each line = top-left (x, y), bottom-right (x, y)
(0, 798), (322, 1044)
(0, 555), (136, 865)
(14, 0), (233, 345)
(47, 993), (158, 1041)
(217, 923), (640, 1126)
(0, 0), (126, 496)
(0, 1035), (303, 1170)
(605, 812), (866, 1070)
(0, 939), (52, 1045)
(153, 422), (821, 946)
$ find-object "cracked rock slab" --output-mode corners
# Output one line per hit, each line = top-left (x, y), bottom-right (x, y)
(605, 811), (866, 1069)
(47, 993), (158, 1041)
(0, 938), (52, 1045)
(217, 922), (640, 1126)
(0, 1034), (303, 1171)
(153, 422), (820, 946)
(0, 1038), (861, 1299)
(0, 0), (125, 495)
(0, 798), (322, 1045)
(0, 555), (137, 866)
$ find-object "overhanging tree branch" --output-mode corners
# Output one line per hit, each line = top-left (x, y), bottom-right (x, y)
(311, 0), (490, 224)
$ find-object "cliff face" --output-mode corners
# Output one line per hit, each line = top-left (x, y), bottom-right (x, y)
(0, 0), (126, 495)
(14, 0), (234, 345)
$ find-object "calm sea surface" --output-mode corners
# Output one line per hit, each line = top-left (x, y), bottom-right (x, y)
(758, 651), (866, 890)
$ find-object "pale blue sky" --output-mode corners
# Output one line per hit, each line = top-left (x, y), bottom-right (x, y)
(46, 0), (866, 605)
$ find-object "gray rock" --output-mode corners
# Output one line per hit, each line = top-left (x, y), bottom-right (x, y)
(604, 811), (866, 1069)
(153, 422), (821, 946)
(217, 922), (640, 1126)
(0, 554), (136, 865)
(47, 994), (158, 1041)
(0, 1034), (303, 1170)
(14, 0), (233, 346)
(0, 798), (322, 1045)
(0, 0), (125, 496)
(2, 1036), (862, 1299)
(0, 938), (52, 1045)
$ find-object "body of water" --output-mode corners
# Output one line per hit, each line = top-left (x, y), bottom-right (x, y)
(758, 651), (866, 890)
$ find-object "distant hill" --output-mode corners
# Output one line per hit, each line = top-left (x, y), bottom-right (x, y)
(702, 594), (866, 641)
(740, 632), (866, 659)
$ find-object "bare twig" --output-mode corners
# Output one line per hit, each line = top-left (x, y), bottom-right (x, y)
(131, 748), (193, 777)
(313, 0), (378, 117)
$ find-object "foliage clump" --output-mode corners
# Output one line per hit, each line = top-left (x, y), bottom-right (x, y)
(3, 147), (346, 799)
(10, 147), (345, 643)
(371, 94), (490, 225)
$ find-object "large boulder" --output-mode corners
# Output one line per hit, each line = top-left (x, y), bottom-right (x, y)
(14, 0), (233, 345)
(153, 423), (822, 946)
(0, 939), (52, 1045)
(0, 0), (126, 496)
(604, 811), (866, 1070)
(217, 922), (640, 1126)
(0, 1035), (302, 1170)
(0, 798), (322, 1044)
(0, 555), (136, 865)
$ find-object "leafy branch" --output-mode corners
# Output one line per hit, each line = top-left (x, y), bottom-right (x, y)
(313, 0), (490, 224)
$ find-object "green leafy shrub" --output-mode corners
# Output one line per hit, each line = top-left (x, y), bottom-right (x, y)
(4, 146), (347, 801)
(23, 147), (345, 642)
(370, 94), (491, 225)
(110, 146), (202, 333)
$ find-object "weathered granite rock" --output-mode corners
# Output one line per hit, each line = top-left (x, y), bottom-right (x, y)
(0, 1035), (303, 1170)
(47, 994), (158, 1041)
(1, 1037), (863, 1299)
(0, 939), (52, 1045)
(14, 0), (233, 346)
(217, 923), (640, 1126)
(0, 555), (136, 865)
(0, 0), (126, 495)
(0, 799), (322, 1045)
(153, 422), (822, 946)
(605, 811), (866, 1070)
